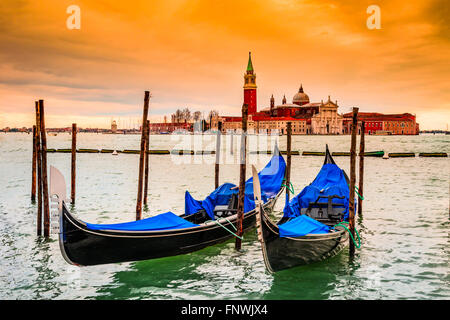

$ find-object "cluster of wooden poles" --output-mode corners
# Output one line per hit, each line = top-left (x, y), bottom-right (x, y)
(31, 92), (365, 257)
(32, 100), (50, 237)
(349, 107), (365, 256)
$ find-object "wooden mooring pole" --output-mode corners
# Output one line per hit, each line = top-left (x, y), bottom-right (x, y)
(143, 120), (150, 207)
(31, 125), (37, 202)
(285, 122), (292, 205)
(235, 104), (248, 251)
(71, 123), (77, 205)
(215, 121), (222, 189)
(35, 102), (42, 236)
(39, 100), (50, 238)
(358, 121), (365, 216)
(136, 91), (150, 220)
(349, 107), (359, 256)
(230, 131), (234, 155)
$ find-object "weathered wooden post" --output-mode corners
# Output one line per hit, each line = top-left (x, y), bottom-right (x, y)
(136, 91), (150, 220)
(230, 131), (234, 155)
(285, 122), (292, 205)
(358, 121), (365, 217)
(215, 121), (222, 189)
(31, 125), (37, 202)
(349, 107), (359, 256)
(71, 123), (77, 205)
(143, 120), (150, 207)
(39, 100), (50, 238)
(235, 104), (248, 251)
(35, 102), (42, 236)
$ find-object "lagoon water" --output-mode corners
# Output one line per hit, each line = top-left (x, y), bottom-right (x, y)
(0, 132), (448, 300)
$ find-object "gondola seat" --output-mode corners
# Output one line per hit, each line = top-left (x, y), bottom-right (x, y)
(300, 194), (346, 224)
(214, 193), (238, 219)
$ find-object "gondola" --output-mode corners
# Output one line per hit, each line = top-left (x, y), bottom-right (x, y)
(253, 146), (353, 273)
(51, 151), (286, 266)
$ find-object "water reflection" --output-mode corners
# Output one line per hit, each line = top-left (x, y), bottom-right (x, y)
(0, 133), (449, 299)
(93, 237), (272, 300)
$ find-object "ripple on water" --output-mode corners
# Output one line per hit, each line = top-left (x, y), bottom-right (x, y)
(0, 133), (449, 299)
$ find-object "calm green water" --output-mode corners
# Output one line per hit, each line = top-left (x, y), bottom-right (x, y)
(0, 132), (449, 300)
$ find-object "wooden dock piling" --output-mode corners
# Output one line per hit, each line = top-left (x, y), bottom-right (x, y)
(235, 104), (248, 251)
(136, 91), (150, 220)
(285, 122), (292, 204)
(358, 121), (365, 216)
(230, 131), (234, 155)
(39, 100), (50, 238)
(143, 120), (150, 207)
(31, 125), (37, 202)
(71, 123), (77, 205)
(215, 122), (222, 189)
(348, 107), (359, 256)
(35, 102), (42, 236)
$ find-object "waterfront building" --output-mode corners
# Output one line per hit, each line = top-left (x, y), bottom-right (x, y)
(215, 53), (344, 135)
(342, 112), (419, 135)
(310, 97), (343, 134)
(148, 122), (191, 133)
(186, 52), (419, 136)
(111, 120), (117, 133)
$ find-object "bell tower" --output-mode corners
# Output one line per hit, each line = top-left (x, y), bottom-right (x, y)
(243, 52), (257, 115)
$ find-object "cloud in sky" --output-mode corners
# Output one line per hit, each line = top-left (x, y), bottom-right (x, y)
(0, 0), (448, 129)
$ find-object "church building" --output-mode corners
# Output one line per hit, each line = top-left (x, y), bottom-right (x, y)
(216, 52), (344, 135)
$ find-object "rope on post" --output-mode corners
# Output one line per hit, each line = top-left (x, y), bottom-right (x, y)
(334, 221), (361, 249)
(282, 179), (295, 195)
(355, 186), (364, 200)
(214, 219), (243, 240)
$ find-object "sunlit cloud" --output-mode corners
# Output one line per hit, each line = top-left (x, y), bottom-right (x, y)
(0, 0), (448, 129)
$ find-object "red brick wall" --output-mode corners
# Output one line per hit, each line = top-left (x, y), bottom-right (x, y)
(244, 89), (257, 115)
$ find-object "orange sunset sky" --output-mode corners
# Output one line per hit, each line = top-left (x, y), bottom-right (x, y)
(0, 0), (449, 130)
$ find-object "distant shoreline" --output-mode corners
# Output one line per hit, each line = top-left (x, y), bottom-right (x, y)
(1, 131), (448, 136)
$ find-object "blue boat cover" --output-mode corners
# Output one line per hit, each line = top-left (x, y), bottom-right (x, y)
(278, 214), (330, 237)
(280, 163), (353, 237)
(185, 154), (286, 220)
(85, 154), (286, 232)
(185, 182), (237, 218)
(86, 211), (199, 231)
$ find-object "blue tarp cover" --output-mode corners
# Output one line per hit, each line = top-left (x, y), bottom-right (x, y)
(86, 211), (199, 231)
(185, 183), (237, 219)
(278, 214), (330, 237)
(85, 154), (285, 232)
(280, 163), (352, 238)
(185, 154), (286, 219)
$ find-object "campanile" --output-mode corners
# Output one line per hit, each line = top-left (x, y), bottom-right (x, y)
(243, 52), (257, 115)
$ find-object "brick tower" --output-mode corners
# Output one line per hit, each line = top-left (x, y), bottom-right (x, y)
(243, 52), (257, 115)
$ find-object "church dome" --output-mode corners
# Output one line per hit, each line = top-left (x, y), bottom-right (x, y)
(292, 84), (309, 105)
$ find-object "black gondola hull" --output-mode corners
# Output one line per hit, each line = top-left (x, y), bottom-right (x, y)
(258, 209), (348, 272)
(59, 194), (280, 266)
(256, 145), (350, 273)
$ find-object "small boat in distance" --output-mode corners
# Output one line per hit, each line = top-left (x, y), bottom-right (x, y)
(51, 150), (286, 266)
(254, 146), (352, 273)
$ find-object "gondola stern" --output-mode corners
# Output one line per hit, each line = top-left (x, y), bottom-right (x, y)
(58, 201), (82, 266)
(324, 144), (336, 165)
(252, 165), (278, 274)
(50, 166), (83, 266)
